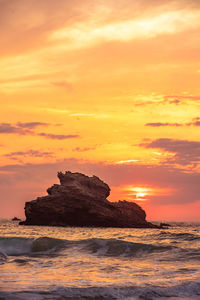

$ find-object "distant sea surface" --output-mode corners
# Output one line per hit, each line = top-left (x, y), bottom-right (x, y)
(0, 220), (199, 300)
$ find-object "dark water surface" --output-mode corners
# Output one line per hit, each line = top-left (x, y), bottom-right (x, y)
(0, 220), (199, 300)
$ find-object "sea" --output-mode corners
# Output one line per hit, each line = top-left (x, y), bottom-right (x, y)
(0, 220), (199, 300)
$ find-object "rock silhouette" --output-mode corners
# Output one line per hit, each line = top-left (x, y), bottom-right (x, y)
(12, 217), (21, 221)
(20, 171), (158, 228)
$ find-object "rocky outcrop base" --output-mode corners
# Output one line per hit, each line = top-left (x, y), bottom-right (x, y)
(20, 171), (158, 228)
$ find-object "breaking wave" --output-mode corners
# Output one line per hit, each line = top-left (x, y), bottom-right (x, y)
(0, 237), (65, 256)
(79, 238), (173, 257)
(0, 236), (174, 258)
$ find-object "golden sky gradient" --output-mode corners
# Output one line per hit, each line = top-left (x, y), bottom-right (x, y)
(1, 0), (200, 220)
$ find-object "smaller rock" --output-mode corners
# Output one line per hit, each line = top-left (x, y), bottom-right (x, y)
(12, 217), (21, 221)
(159, 222), (172, 228)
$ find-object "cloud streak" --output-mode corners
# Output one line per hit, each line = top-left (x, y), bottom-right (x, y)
(134, 94), (200, 107)
(142, 138), (200, 167)
(51, 9), (200, 50)
(145, 117), (200, 127)
(0, 122), (79, 140)
(0, 123), (32, 134)
(145, 122), (182, 127)
(16, 122), (49, 128)
(73, 147), (96, 152)
(0, 122), (49, 134)
(4, 150), (53, 159)
(38, 133), (79, 140)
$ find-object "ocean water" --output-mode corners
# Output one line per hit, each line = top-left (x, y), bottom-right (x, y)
(0, 220), (199, 300)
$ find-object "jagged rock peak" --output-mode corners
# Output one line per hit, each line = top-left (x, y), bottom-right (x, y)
(47, 171), (110, 201)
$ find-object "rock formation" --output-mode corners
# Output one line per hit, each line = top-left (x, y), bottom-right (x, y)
(20, 171), (158, 228)
(12, 217), (21, 221)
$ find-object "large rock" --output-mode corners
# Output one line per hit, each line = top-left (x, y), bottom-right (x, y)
(20, 171), (158, 228)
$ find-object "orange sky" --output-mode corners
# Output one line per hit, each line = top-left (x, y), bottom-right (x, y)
(1, 0), (200, 221)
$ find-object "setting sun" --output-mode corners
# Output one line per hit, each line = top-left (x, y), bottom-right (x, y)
(127, 187), (150, 201)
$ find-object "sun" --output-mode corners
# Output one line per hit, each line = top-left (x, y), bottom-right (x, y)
(136, 191), (147, 199)
(126, 186), (151, 201)
(129, 187), (149, 201)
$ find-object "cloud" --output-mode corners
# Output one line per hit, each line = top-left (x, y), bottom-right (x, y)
(73, 147), (95, 152)
(116, 159), (140, 164)
(187, 117), (200, 126)
(0, 123), (32, 134)
(164, 95), (200, 103)
(134, 94), (200, 107)
(0, 122), (79, 140)
(16, 122), (49, 128)
(0, 122), (49, 134)
(1, 0), (200, 58)
(192, 121), (200, 126)
(51, 8), (200, 51)
(145, 122), (182, 127)
(38, 133), (80, 140)
(142, 138), (200, 166)
(145, 118), (200, 127)
(4, 150), (53, 159)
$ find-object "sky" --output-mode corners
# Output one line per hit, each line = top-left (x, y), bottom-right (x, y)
(1, 0), (200, 221)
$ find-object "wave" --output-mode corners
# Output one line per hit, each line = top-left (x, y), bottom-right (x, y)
(159, 231), (200, 241)
(48, 282), (200, 299)
(0, 237), (65, 256)
(79, 238), (173, 257)
(0, 282), (200, 299)
(2, 236), (199, 260)
(0, 251), (7, 264)
(173, 232), (200, 241)
(0, 236), (174, 258)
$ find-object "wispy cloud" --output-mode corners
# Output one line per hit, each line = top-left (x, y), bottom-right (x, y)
(51, 9), (200, 49)
(0, 122), (49, 135)
(116, 159), (140, 164)
(73, 147), (96, 152)
(134, 94), (200, 107)
(38, 133), (80, 140)
(4, 150), (53, 160)
(145, 122), (182, 127)
(145, 117), (200, 127)
(0, 122), (79, 140)
(187, 117), (200, 126)
(16, 122), (49, 128)
(142, 138), (200, 167)
(0, 123), (32, 134)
